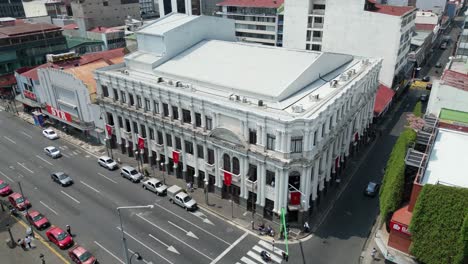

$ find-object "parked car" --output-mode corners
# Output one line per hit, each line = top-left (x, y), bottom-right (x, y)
(120, 166), (143, 183)
(46, 226), (73, 249)
(44, 146), (61, 159)
(8, 192), (31, 211)
(422, 76), (430, 82)
(167, 185), (197, 211)
(420, 94), (429, 102)
(43, 128), (59, 140)
(97, 156), (118, 170)
(142, 178), (168, 196)
(0, 179), (12, 196)
(364, 182), (380, 197)
(26, 210), (50, 230)
(68, 245), (97, 264)
(440, 42), (447, 49)
(51, 172), (73, 187)
(426, 83), (432, 90)
(435, 62), (442, 68)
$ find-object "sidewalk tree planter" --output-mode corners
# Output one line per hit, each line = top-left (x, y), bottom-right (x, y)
(413, 101), (422, 118)
(379, 128), (416, 225)
(410, 185), (468, 264)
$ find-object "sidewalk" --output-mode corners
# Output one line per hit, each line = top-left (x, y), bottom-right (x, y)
(0, 210), (68, 264)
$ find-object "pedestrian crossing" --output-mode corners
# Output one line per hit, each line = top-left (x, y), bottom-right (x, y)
(236, 240), (285, 264)
(58, 145), (83, 158)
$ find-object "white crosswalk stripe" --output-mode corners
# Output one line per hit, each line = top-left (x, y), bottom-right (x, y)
(236, 240), (285, 264)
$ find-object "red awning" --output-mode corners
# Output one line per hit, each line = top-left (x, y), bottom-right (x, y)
(374, 84), (395, 117)
(0, 74), (16, 88)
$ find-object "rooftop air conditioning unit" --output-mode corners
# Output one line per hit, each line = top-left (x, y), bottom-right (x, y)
(242, 97), (248, 103)
(176, 81), (182, 87)
(235, 95), (240, 101)
(157, 77), (163, 83)
(258, 100), (264, 107)
(339, 73), (349, 82)
(168, 80), (173, 85)
(292, 104), (304, 113)
(330, 80), (338, 88)
(121, 70), (129, 75)
(309, 94), (320, 101)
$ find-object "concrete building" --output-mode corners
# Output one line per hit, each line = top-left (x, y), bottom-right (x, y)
(283, 0), (415, 89)
(0, 0), (25, 18)
(95, 13), (382, 221)
(15, 49), (125, 141)
(216, 0), (284, 46)
(158, 0), (201, 16)
(409, 11), (441, 68)
(415, 0), (447, 15)
(140, 0), (158, 18)
(22, 0), (66, 18)
(71, 0), (140, 31)
(455, 10), (468, 58)
(62, 24), (126, 50)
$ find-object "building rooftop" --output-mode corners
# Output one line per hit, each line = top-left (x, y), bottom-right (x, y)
(439, 108), (468, 125)
(441, 70), (468, 91)
(66, 36), (103, 49)
(374, 84), (395, 115)
(138, 14), (198, 36)
(0, 22), (61, 39)
(217, 0), (284, 8)
(62, 23), (78, 30)
(411, 30), (431, 47)
(89, 26), (122, 33)
(366, 1), (415, 17)
(415, 23), (436, 31)
(422, 128), (468, 188)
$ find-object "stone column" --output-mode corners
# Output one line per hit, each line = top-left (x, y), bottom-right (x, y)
(214, 148), (221, 189)
(242, 158), (249, 200)
(203, 143), (209, 184)
(193, 138), (199, 180)
(129, 118), (136, 152)
(255, 163), (262, 205)
(256, 124), (263, 146)
(178, 106), (183, 122)
(162, 130), (169, 170)
(273, 167), (280, 213)
(275, 130), (281, 151)
(260, 163), (266, 207)
(280, 169), (288, 210)
(300, 166), (309, 209)
(112, 113), (121, 145)
(145, 124), (152, 164)
(190, 108), (196, 128)
(312, 160), (320, 201)
(181, 135), (187, 180)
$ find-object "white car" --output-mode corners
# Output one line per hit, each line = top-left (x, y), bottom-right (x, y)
(142, 178), (167, 196)
(97, 156), (118, 170)
(120, 166), (143, 183)
(42, 128), (59, 140)
(44, 146), (61, 159)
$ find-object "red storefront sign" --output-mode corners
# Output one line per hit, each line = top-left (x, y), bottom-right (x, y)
(290, 191), (301, 205)
(390, 220), (411, 235)
(138, 136), (145, 150)
(46, 104), (72, 122)
(172, 151), (180, 164)
(224, 171), (232, 186)
(105, 124), (113, 137)
(23, 90), (37, 101)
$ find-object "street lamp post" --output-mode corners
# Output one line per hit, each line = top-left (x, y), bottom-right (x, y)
(105, 138), (111, 157)
(117, 205), (154, 264)
(160, 162), (166, 185)
(129, 252), (142, 263)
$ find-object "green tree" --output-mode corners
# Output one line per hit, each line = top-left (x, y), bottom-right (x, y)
(413, 101), (422, 117)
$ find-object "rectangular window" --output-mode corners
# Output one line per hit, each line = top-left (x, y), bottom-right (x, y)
(182, 109), (191, 123)
(329, 116), (333, 130)
(172, 106), (179, 120)
(166, 134), (172, 147)
(118, 116), (123, 128)
(163, 103), (169, 117)
(149, 127), (154, 140)
(266, 134), (275, 150)
(206, 117), (213, 130)
(266, 170), (275, 186)
(129, 94), (134, 106)
(136, 95), (142, 108)
(101, 85), (109, 97)
(144, 98), (150, 111)
(249, 129), (257, 144)
(125, 119), (131, 132)
(157, 131), (163, 144)
(248, 164), (257, 182)
(291, 136), (303, 153)
(154, 101), (160, 114)
(207, 148), (215, 164)
(321, 123), (326, 137)
(175, 137), (181, 150)
(195, 113), (202, 127)
(120, 91), (126, 103)
(197, 144), (204, 159)
(185, 140), (193, 154)
(140, 124), (146, 138)
(313, 130), (318, 146)
(133, 122), (138, 134)
(113, 88), (118, 100)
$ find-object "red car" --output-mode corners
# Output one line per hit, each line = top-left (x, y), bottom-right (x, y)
(46, 226), (73, 249)
(68, 245), (97, 264)
(26, 210), (50, 230)
(0, 180), (12, 196)
(8, 192), (31, 211)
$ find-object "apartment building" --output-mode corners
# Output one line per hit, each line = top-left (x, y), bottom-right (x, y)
(95, 14), (381, 221)
(0, 0), (25, 18)
(158, 0), (201, 16)
(455, 10), (468, 58)
(284, 0), (415, 89)
(216, 0), (284, 46)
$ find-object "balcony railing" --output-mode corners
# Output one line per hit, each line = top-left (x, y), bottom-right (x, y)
(310, 9), (325, 15)
(312, 37), (323, 42)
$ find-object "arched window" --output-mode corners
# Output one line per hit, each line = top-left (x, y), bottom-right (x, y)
(232, 157), (240, 175)
(223, 153), (231, 171)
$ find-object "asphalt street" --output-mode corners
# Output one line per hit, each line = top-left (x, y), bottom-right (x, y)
(0, 111), (260, 264)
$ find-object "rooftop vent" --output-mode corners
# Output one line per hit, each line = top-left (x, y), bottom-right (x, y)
(168, 80), (173, 86)
(235, 95), (240, 101)
(175, 81), (182, 87)
(121, 69), (129, 75)
(339, 73), (349, 82)
(258, 100), (264, 107)
(242, 97), (248, 103)
(292, 104), (304, 113)
(330, 80), (338, 88)
(309, 94), (320, 101)
(157, 77), (163, 83)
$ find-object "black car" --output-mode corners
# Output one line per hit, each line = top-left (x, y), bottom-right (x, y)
(420, 94), (429, 102)
(364, 182), (380, 197)
(422, 76), (430, 82)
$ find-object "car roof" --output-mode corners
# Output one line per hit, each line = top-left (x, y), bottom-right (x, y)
(9, 192), (21, 198)
(122, 165), (136, 170)
(145, 178), (160, 184)
(368, 182), (377, 187)
(46, 146), (57, 150)
(0, 179), (4, 184)
(48, 226), (63, 235)
(99, 156), (111, 160)
(71, 245), (88, 255)
(44, 128), (54, 132)
(27, 210), (40, 216)
(177, 192), (188, 198)
(54, 172), (65, 176)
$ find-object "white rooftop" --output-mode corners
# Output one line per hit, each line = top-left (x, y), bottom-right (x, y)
(138, 13), (197, 36)
(422, 128), (468, 188)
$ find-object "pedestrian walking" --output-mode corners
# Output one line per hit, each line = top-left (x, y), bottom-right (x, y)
(17, 238), (26, 250)
(25, 235), (32, 248)
(66, 225), (72, 237)
(272, 239), (275, 252)
(303, 221), (310, 233)
(371, 247), (377, 260)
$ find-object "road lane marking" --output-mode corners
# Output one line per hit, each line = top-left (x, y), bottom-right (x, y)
(62, 153), (71, 158)
(240, 256), (257, 264)
(167, 221), (198, 239)
(252, 245), (282, 263)
(257, 240), (284, 257)
(116, 227), (174, 264)
(61, 191), (80, 204)
(80, 180), (100, 193)
(153, 203), (230, 245)
(16, 162), (34, 173)
(137, 214), (213, 260)
(0, 170), (14, 182)
(192, 210), (215, 225)
(17, 173), (25, 178)
(98, 172), (117, 183)
(94, 241), (125, 264)
(247, 251), (266, 264)
(36, 155), (53, 166)
(21, 131), (32, 138)
(210, 232), (248, 264)
(148, 234), (180, 254)
(3, 136), (16, 144)
(40, 201), (59, 215)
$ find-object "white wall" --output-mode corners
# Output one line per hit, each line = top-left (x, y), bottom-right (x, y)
(321, 0), (402, 87)
(415, 11), (439, 24)
(426, 81), (468, 116)
(23, 1), (48, 18)
(416, 0), (446, 14)
(283, 0), (310, 50)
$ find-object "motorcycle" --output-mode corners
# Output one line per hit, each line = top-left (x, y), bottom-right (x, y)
(260, 250), (272, 262)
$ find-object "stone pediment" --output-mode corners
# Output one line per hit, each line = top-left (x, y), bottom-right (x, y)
(209, 127), (247, 151)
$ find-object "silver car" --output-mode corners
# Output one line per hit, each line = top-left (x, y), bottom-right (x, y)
(51, 172), (73, 187)
(44, 146), (61, 159)
(120, 166), (143, 183)
(142, 178), (168, 196)
(97, 156), (118, 170)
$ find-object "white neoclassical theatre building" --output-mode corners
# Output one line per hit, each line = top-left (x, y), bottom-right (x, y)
(95, 13), (382, 221)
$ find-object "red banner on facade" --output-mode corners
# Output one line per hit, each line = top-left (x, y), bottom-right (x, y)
(354, 132), (359, 142)
(390, 220), (411, 235)
(224, 171), (232, 186)
(172, 151), (180, 164)
(23, 90), (37, 101)
(105, 124), (113, 137)
(290, 191), (301, 205)
(46, 104), (72, 122)
(138, 136), (145, 150)
(335, 156), (340, 170)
